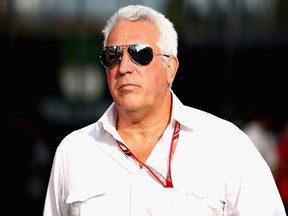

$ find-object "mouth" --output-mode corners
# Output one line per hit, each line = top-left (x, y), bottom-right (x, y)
(118, 83), (139, 91)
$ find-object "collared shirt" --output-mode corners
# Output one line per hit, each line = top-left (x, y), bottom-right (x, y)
(43, 90), (286, 216)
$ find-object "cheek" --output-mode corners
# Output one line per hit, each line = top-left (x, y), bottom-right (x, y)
(106, 71), (115, 83)
(152, 66), (169, 86)
(105, 72), (115, 91)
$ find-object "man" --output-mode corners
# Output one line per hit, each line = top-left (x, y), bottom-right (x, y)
(43, 5), (286, 215)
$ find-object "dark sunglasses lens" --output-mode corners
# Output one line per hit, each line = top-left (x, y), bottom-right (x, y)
(128, 44), (153, 65)
(101, 46), (122, 67)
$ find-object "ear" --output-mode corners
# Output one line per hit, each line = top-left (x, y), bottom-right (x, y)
(166, 56), (179, 86)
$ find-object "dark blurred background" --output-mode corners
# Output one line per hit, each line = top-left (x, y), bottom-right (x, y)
(4, 0), (288, 215)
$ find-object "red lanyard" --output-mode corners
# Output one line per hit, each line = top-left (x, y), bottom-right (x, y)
(116, 121), (180, 188)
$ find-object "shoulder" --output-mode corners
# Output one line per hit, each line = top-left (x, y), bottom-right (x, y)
(171, 91), (241, 134)
(181, 104), (242, 134)
(56, 122), (98, 152)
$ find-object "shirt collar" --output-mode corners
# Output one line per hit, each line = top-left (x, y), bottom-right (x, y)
(170, 89), (195, 130)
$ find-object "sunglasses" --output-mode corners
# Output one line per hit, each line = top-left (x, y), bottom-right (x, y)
(99, 44), (170, 68)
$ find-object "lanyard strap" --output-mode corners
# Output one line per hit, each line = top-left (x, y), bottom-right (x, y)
(116, 121), (180, 188)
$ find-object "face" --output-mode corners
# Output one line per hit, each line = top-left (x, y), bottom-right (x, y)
(104, 20), (176, 114)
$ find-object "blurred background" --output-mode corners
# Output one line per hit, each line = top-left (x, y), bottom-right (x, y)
(4, 0), (288, 214)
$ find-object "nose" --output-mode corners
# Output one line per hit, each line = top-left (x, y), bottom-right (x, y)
(118, 48), (133, 74)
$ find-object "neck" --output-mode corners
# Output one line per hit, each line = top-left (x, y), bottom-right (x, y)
(115, 92), (172, 162)
(116, 92), (172, 135)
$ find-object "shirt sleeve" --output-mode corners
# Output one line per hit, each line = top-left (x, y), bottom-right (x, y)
(43, 145), (67, 216)
(227, 130), (286, 215)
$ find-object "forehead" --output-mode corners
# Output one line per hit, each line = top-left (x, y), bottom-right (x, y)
(106, 20), (159, 46)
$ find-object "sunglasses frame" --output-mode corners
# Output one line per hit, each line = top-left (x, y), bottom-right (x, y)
(99, 43), (169, 68)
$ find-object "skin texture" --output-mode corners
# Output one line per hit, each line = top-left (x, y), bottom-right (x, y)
(105, 20), (179, 162)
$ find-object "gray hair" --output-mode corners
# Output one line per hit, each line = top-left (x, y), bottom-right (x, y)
(101, 5), (178, 57)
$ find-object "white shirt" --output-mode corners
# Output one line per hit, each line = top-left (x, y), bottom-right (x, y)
(43, 90), (286, 216)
